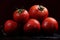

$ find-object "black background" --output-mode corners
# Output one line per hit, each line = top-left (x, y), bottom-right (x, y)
(0, 0), (60, 39)
(0, 0), (60, 24)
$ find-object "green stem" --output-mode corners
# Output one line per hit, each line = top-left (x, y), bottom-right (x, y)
(18, 9), (24, 13)
(38, 5), (44, 11)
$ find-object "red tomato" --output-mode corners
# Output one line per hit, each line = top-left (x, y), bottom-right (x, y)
(29, 5), (48, 21)
(24, 19), (41, 33)
(13, 9), (29, 23)
(4, 20), (17, 33)
(42, 17), (58, 33)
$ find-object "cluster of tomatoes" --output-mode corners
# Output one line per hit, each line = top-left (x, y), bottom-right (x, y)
(4, 5), (58, 34)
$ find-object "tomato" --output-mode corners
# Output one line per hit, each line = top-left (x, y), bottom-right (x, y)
(24, 19), (41, 33)
(4, 20), (17, 33)
(29, 5), (48, 21)
(42, 17), (58, 33)
(13, 9), (29, 23)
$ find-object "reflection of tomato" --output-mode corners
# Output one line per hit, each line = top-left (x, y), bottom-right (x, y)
(42, 17), (58, 32)
(24, 19), (41, 33)
(29, 5), (48, 21)
(4, 20), (17, 33)
(13, 9), (29, 23)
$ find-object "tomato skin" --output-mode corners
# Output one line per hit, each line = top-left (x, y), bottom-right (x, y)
(29, 5), (48, 21)
(24, 19), (40, 33)
(4, 20), (17, 33)
(13, 9), (29, 23)
(42, 17), (58, 33)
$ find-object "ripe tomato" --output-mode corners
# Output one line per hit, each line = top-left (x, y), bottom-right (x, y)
(13, 9), (29, 23)
(4, 20), (17, 33)
(42, 17), (58, 33)
(24, 19), (41, 33)
(29, 5), (48, 21)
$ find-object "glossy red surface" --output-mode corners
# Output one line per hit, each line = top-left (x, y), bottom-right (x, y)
(29, 5), (48, 21)
(13, 9), (29, 23)
(42, 17), (58, 33)
(24, 19), (40, 32)
(4, 20), (17, 33)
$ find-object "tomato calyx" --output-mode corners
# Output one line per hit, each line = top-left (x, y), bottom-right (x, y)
(38, 5), (44, 11)
(17, 9), (24, 14)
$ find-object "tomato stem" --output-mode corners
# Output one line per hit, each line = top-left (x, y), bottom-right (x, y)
(39, 5), (44, 11)
(18, 9), (24, 13)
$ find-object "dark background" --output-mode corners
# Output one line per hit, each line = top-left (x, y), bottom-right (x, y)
(0, 0), (60, 24)
(0, 0), (60, 38)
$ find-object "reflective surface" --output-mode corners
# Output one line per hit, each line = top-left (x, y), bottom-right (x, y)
(0, 36), (60, 40)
